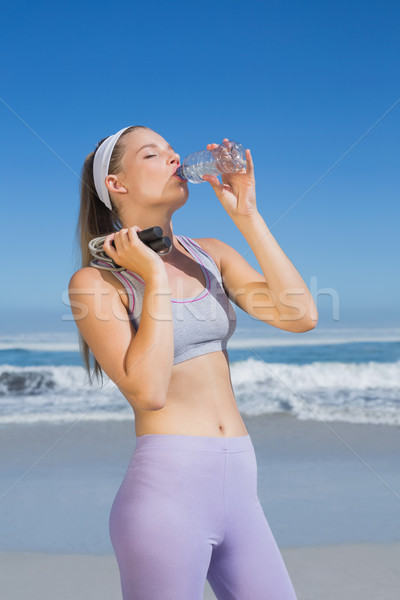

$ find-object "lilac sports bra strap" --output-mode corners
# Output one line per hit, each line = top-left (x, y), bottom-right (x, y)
(177, 235), (222, 281)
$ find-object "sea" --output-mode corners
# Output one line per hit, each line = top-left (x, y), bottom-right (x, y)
(1, 325), (399, 427)
(1, 324), (399, 553)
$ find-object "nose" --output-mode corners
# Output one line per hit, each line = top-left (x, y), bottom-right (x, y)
(169, 150), (180, 165)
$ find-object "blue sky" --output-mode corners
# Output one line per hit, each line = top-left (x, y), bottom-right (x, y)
(1, 0), (399, 333)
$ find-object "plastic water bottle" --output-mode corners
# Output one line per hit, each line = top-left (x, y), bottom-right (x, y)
(175, 140), (247, 184)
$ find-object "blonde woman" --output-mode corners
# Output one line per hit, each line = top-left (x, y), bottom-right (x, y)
(68, 125), (317, 599)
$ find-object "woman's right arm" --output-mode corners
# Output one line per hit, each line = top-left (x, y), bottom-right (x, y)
(68, 229), (174, 411)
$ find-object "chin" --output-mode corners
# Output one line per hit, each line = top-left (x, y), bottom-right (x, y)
(171, 186), (189, 202)
(172, 192), (189, 210)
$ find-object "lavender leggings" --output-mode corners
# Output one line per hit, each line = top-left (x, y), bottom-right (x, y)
(109, 433), (298, 600)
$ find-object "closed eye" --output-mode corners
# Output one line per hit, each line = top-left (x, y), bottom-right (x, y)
(145, 154), (156, 158)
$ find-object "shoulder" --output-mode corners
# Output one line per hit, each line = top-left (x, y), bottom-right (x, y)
(192, 237), (238, 273)
(68, 266), (114, 288)
(68, 267), (130, 310)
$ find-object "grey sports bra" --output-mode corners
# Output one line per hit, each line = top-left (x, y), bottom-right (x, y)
(89, 235), (237, 364)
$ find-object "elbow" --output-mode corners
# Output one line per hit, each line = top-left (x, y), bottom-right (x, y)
(120, 383), (167, 411)
(138, 376), (170, 410)
(299, 320), (318, 332)
(287, 311), (318, 333)
(145, 396), (167, 411)
(298, 302), (318, 332)
(299, 311), (319, 332)
(131, 390), (167, 411)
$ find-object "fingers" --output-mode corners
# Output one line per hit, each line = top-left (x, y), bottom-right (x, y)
(104, 226), (142, 253)
(115, 229), (128, 249)
(245, 148), (254, 174)
(205, 141), (254, 177)
(102, 234), (117, 259)
(127, 225), (143, 245)
(206, 139), (229, 149)
(118, 226), (142, 247)
(106, 229), (125, 252)
(202, 174), (222, 189)
(103, 232), (115, 251)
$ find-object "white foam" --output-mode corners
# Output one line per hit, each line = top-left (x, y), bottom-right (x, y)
(0, 332), (79, 352)
(0, 360), (399, 426)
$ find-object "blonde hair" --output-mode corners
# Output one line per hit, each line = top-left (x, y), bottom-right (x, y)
(72, 125), (149, 386)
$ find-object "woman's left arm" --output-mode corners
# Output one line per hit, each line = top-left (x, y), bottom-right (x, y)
(201, 139), (318, 333)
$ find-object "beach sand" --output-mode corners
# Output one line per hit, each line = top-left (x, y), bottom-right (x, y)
(0, 413), (399, 598)
(1, 543), (400, 599)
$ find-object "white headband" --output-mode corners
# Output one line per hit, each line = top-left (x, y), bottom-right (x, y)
(93, 126), (131, 210)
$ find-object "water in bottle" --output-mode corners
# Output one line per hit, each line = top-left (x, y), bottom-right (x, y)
(175, 140), (246, 184)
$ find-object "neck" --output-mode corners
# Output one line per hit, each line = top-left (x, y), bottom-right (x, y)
(120, 210), (184, 263)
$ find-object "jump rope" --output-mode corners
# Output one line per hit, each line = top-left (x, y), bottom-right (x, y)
(88, 226), (172, 272)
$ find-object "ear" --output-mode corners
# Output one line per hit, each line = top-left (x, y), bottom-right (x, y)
(105, 174), (128, 194)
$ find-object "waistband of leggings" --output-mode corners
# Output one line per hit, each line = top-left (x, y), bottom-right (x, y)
(134, 433), (253, 453)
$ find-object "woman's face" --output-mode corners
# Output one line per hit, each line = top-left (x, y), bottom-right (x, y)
(109, 128), (188, 208)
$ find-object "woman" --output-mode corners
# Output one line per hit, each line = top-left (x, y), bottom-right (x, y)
(69, 125), (317, 600)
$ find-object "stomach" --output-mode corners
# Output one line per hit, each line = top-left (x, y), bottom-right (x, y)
(131, 349), (249, 438)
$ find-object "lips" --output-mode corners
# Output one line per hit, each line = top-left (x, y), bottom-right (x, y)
(172, 166), (187, 181)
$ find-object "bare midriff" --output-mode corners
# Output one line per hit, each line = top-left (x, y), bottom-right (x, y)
(130, 349), (249, 438)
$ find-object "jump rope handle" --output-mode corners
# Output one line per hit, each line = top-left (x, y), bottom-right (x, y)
(110, 226), (172, 255)
(88, 226), (172, 272)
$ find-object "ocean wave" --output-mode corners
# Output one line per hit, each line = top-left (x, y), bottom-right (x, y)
(0, 360), (399, 426)
(230, 357), (400, 425)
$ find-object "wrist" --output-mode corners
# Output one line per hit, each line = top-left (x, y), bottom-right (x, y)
(145, 265), (169, 285)
(233, 210), (265, 231)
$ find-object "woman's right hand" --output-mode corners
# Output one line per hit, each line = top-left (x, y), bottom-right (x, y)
(102, 226), (166, 281)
